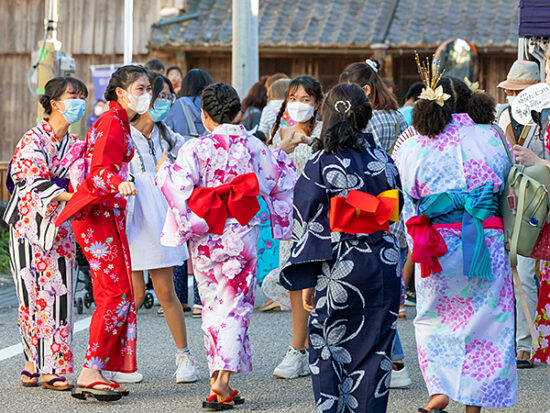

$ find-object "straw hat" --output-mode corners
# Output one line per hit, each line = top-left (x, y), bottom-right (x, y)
(497, 60), (540, 90)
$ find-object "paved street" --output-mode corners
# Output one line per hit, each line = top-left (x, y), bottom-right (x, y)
(0, 282), (549, 413)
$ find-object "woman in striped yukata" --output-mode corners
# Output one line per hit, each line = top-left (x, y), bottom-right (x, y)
(4, 77), (88, 391)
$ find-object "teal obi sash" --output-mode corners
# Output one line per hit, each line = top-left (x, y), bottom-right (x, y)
(417, 182), (499, 279)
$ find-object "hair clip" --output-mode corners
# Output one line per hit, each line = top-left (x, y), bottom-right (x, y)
(415, 52), (449, 106)
(365, 59), (378, 72)
(464, 77), (485, 94)
(335, 100), (351, 114)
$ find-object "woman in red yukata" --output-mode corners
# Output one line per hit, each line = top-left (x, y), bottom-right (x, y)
(56, 65), (150, 401)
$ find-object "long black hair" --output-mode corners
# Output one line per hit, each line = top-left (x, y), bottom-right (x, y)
(339, 62), (398, 111)
(152, 72), (177, 152)
(269, 75), (323, 143)
(179, 69), (213, 99)
(314, 83), (372, 153)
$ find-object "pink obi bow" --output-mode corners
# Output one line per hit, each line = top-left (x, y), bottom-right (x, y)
(406, 215), (448, 278)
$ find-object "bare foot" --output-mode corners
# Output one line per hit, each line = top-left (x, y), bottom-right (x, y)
(21, 361), (38, 386)
(41, 374), (73, 388)
(211, 379), (231, 401)
(76, 368), (127, 392)
(425, 393), (450, 410)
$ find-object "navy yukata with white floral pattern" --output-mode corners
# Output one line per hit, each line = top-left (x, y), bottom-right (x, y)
(281, 133), (402, 413)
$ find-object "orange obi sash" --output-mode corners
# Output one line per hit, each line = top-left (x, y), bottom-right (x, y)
(188, 173), (260, 235)
(329, 189), (400, 234)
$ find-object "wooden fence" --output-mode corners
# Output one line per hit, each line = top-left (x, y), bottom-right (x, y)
(0, 163), (10, 201)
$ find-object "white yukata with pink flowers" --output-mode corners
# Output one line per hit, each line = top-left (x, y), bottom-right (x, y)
(156, 124), (296, 374)
(394, 114), (517, 407)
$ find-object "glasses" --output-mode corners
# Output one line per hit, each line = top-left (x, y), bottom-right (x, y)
(158, 92), (176, 103)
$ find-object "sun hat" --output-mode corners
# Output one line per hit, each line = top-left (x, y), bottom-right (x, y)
(497, 60), (540, 90)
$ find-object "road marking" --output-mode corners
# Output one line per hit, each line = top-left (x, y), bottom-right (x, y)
(0, 316), (92, 362)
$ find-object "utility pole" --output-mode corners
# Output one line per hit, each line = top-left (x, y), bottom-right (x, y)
(37, 0), (61, 120)
(124, 0), (134, 65)
(232, 0), (259, 99)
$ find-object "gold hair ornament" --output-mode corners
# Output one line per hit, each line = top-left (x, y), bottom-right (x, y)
(415, 52), (450, 107)
(464, 77), (485, 94)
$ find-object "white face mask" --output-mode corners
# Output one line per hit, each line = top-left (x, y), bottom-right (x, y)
(506, 95), (515, 105)
(125, 90), (151, 114)
(287, 101), (315, 123)
(94, 106), (105, 117)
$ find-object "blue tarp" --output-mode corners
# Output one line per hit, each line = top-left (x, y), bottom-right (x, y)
(519, 0), (550, 37)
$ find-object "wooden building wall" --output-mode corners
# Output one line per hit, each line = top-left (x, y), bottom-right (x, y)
(391, 53), (517, 105)
(0, 0), (175, 163)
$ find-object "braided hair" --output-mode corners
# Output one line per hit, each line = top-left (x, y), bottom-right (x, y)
(201, 83), (241, 124)
(269, 75), (323, 144)
(314, 83), (372, 153)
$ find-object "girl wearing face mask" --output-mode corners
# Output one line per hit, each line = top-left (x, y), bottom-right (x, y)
(56, 65), (145, 401)
(262, 76), (323, 380)
(127, 72), (199, 383)
(5, 76), (87, 391)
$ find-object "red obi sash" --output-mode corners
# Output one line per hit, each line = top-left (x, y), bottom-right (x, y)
(188, 173), (260, 235)
(406, 215), (503, 278)
(329, 189), (399, 234)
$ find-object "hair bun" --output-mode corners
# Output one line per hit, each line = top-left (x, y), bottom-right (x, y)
(39, 94), (52, 113)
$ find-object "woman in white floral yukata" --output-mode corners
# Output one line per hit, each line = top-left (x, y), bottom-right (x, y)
(394, 75), (516, 412)
(5, 77), (88, 391)
(156, 82), (296, 410)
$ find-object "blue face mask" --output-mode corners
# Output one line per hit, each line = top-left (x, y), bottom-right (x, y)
(148, 98), (172, 122)
(59, 99), (86, 124)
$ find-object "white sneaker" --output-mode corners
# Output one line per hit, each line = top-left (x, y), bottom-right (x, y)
(390, 364), (412, 388)
(103, 370), (143, 383)
(273, 346), (309, 379)
(175, 351), (199, 383)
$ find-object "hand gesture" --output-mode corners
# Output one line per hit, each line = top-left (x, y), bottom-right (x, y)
(157, 151), (169, 171)
(279, 127), (310, 154)
(118, 181), (138, 196)
(302, 287), (315, 313)
(513, 145), (544, 167)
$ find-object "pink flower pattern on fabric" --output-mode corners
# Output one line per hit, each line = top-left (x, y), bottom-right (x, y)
(463, 159), (502, 192)
(436, 295), (474, 332)
(462, 339), (503, 382)
(156, 124), (297, 375)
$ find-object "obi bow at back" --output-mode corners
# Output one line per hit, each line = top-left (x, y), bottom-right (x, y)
(188, 172), (260, 235)
(329, 189), (399, 234)
(406, 182), (499, 279)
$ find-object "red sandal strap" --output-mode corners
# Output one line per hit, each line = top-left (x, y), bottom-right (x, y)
(206, 394), (217, 402)
(108, 380), (121, 388)
(221, 393), (235, 404)
(84, 381), (116, 389)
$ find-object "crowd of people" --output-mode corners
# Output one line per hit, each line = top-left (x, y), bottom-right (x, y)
(5, 50), (550, 413)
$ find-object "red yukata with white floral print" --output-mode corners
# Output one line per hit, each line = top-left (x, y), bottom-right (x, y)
(57, 101), (137, 373)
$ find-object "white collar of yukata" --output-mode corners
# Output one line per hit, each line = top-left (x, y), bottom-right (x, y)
(211, 123), (249, 137)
